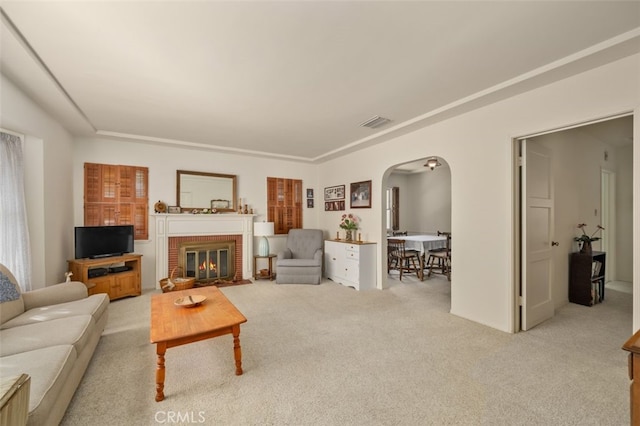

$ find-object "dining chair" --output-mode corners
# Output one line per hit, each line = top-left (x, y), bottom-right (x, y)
(392, 230), (408, 236)
(426, 231), (452, 281)
(387, 238), (421, 280)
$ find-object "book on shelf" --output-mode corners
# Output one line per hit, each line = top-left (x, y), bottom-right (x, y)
(592, 260), (602, 278)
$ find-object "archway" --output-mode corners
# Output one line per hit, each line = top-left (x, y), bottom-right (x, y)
(381, 156), (453, 295)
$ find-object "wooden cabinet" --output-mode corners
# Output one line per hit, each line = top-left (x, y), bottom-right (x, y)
(84, 163), (149, 240)
(622, 330), (640, 424)
(569, 251), (606, 306)
(324, 240), (376, 291)
(67, 254), (142, 301)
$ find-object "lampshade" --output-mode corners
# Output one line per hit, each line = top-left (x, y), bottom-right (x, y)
(254, 222), (274, 256)
(254, 222), (274, 237)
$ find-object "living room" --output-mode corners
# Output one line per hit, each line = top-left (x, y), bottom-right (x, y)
(1, 2), (638, 334)
(0, 2), (640, 424)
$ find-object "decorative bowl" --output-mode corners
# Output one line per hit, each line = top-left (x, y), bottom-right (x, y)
(174, 295), (206, 308)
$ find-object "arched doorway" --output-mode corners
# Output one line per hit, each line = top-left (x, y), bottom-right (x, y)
(382, 157), (453, 296)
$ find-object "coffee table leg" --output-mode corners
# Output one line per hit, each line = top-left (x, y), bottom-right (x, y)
(232, 325), (243, 375)
(156, 343), (166, 402)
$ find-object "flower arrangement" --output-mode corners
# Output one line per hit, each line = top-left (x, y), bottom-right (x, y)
(574, 223), (604, 243)
(339, 213), (359, 230)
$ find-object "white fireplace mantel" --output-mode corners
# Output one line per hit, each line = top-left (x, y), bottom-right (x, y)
(153, 214), (255, 285)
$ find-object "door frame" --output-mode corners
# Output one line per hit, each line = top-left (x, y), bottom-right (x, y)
(513, 111), (635, 332)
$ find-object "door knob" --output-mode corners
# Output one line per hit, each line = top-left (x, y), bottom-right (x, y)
(551, 241), (559, 246)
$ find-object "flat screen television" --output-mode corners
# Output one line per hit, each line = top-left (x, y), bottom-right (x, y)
(74, 225), (134, 259)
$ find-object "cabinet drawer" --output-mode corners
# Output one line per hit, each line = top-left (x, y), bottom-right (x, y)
(345, 247), (360, 260)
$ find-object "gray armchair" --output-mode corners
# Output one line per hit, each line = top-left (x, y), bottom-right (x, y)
(276, 229), (324, 284)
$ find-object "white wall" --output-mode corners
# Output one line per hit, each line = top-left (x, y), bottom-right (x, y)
(317, 53), (639, 332)
(0, 75), (75, 287)
(388, 166), (451, 234)
(73, 138), (319, 288)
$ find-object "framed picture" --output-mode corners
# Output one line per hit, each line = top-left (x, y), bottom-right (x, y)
(168, 206), (181, 214)
(211, 199), (230, 210)
(324, 185), (345, 201)
(307, 199), (314, 208)
(306, 188), (314, 199)
(350, 180), (372, 208)
(324, 200), (345, 211)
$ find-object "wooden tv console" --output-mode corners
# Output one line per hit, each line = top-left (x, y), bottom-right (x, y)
(67, 254), (142, 301)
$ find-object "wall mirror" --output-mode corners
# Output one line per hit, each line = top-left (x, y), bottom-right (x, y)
(176, 170), (237, 212)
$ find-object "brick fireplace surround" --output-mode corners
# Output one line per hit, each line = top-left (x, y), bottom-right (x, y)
(153, 214), (255, 287)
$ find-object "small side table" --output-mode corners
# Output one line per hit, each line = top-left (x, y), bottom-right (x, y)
(253, 254), (276, 281)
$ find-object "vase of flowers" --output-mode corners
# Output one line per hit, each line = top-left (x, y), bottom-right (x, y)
(339, 213), (359, 241)
(574, 223), (604, 254)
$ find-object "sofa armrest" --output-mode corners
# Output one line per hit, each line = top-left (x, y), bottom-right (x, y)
(313, 249), (323, 261)
(277, 249), (292, 262)
(22, 281), (88, 310)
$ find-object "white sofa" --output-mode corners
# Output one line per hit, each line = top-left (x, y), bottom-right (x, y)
(0, 263), (109, 425)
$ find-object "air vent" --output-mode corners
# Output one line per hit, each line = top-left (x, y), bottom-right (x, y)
(360, 115), (392, 129)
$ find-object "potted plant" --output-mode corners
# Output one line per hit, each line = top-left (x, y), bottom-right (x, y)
(574, 223), (604, 254)
(339, 213), (359, 241)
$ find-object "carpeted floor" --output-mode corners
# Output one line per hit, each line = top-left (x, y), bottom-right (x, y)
(61, 277), (632, 425)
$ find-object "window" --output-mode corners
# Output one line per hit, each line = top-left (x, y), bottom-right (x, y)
(84, 163), (149, 239)
(267, 177), (302, 234)
(386, 187), (399, 231)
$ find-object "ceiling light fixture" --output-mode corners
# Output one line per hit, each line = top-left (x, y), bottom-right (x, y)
(360, 115), (392, 129)
(424, 157), (441, 170)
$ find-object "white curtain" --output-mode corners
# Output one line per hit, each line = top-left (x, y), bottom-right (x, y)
(0, 130), (32, 291)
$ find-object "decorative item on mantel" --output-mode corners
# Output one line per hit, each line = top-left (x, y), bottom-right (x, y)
(339, 213), (359, 242)
(574, 223), (604, 254)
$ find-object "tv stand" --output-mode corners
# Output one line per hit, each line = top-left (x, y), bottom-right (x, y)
(68, 254), (142, 301)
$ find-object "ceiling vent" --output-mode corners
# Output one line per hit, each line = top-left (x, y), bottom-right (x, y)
(360, 115), (392, 129)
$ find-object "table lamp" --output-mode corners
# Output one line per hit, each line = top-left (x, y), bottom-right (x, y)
(254, 222), (275, 256)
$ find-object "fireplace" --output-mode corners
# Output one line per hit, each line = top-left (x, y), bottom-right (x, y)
(153, 214), (255, 287)
(179, 240), (236, 282)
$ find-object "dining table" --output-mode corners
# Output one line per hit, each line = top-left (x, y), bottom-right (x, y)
(387, 234), (447, 279)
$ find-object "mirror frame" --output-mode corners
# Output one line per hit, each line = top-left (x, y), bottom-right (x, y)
(176, 170), (237, 212)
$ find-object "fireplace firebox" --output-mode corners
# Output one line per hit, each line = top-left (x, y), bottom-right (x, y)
(178, 241), (236, 282)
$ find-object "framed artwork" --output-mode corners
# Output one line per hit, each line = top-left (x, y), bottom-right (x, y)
(211, 199), (230, 210)
(168, 206), (181, 214)
(306, 188), (314, 199)
(324, 185), (345, 201)
(324, 200), (345, 211)
(307, 199), (314, 208)
(350, 180), (372, 208)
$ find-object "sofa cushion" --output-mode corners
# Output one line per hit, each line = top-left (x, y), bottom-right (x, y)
(1, 293), (109, 330)
(0, 264), (25, 325)
(0, 345), (76, 426)
(0, 315), (94, 357)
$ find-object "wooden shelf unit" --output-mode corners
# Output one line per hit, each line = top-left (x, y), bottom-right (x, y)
(68, 253), (142, 301)
(569, 251), (606, 306)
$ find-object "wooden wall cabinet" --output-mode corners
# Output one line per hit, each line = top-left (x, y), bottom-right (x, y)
(68, 254), (142, 301)
(569, 251), (606, 306)
(324, 240), (376, 291)
(84, 163), (149, 240)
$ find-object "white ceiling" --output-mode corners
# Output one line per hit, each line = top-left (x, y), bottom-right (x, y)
(1, 1), (638, 162)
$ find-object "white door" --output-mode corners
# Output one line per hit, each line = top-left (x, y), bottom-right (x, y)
(521, 139), (555, 330)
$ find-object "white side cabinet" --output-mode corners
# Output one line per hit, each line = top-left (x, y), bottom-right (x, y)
(324, 240), (376, 290)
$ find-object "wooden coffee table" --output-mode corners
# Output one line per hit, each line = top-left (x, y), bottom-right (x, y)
(150, 286), (247, 402)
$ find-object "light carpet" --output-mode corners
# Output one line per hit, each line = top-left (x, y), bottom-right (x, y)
(61, 277), (632, 425)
